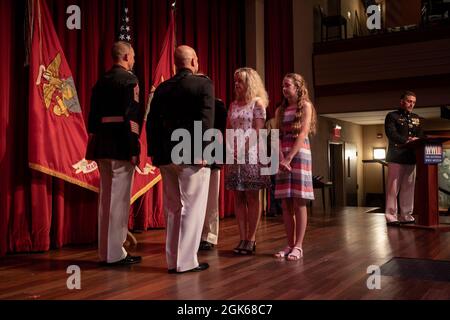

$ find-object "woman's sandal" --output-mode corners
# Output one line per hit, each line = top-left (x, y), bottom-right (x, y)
(240, 240), (256, 255)
(274, 246), (292, 258)
(233, 240), (246, 254)
(287, 247), (303, 261)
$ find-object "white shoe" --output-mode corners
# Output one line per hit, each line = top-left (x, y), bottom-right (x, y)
(399, 214), (415, 224)
(385, 213), (399, 225)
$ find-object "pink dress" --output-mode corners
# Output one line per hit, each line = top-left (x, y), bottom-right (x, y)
(225, 99), (271, 191)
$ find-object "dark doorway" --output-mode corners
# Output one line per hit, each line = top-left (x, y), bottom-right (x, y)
(345, 142), (358, 206)
(329, 142), (344, 207)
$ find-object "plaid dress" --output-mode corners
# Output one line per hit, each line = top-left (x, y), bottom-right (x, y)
(275, 105), (314, 200)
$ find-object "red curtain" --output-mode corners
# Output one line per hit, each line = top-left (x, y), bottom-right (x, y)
(176, 0), (247, 220)
(0, 0), (245, 257)
(264, 0), (294, 119)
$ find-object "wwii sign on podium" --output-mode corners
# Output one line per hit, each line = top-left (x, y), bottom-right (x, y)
(424, 143), (443, 164)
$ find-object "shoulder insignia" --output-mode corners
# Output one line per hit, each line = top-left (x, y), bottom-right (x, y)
(194, 74), (211, 80)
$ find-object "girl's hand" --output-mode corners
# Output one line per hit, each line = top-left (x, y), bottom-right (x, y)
(280, 157), (292, 172)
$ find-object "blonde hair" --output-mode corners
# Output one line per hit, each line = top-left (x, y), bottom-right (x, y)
(234, 67), (269, 108)
(276, 73), (317, 137)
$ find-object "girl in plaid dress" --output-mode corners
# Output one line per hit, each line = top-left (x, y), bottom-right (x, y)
(274, 73), (317, 261)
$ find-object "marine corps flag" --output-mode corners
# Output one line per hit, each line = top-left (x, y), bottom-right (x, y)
(130, 6), (176, 203)
(147, 7), (176, 107)
(28, 0), (99, 192)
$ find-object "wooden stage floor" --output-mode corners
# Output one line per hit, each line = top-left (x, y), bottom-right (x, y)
(1, 207), (450, 300)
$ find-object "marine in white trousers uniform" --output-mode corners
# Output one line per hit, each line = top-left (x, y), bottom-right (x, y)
(97, 159), (134, 263)
(385, 163), (416, 221)
(201, 169), (221, 245)
(160, 164), (211, 272)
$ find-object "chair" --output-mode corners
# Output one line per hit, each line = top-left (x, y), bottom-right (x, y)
(310, 176), (333, 211)
(318, 5), (348, 41)
(422, 0), (450, 24)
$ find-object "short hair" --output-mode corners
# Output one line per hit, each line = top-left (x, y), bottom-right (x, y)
(401, 91), (416, 100)
(174, 45), (196, 69)
(111, 41), (132, 61)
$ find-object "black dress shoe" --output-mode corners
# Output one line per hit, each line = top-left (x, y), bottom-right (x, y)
(104, 254), (142, 266)
(168, 262), (209, 274)
(199, 241), (214, 251)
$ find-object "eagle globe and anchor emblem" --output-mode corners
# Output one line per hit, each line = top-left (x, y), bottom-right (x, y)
(34, 53), (157, 178)
(35, 53), (97, 175)
(35, 53), (82, 117)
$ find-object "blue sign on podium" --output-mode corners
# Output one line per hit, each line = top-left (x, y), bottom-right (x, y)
(424, 143), (443, 164)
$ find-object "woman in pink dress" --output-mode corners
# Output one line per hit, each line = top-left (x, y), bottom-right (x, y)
(225, 68), (270, 255)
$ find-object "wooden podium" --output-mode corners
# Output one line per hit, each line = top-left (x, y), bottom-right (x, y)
(405, 136), (450, 228)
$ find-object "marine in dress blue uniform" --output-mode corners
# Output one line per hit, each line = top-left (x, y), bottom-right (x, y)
(384, 91), (425, 225)
(87, 42), (142, 265)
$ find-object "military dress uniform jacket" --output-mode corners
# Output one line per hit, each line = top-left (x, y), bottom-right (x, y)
(210, 98), (227, 170)
(87, 65), (141, 161)
(385, 108), (425, 165)
(147, 69), (215, 167)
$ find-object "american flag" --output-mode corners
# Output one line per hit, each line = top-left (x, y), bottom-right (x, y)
(118, 1), (132, 42)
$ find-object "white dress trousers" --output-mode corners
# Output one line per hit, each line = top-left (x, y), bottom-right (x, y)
(201, 169), (221, 245)
(97, 159), (134, 263)
(160, 164), (211, 272)
(385, 162), (416, 217)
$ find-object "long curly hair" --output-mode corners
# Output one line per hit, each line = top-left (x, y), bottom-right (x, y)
(276, 73), (317, 137)
(234, 67), (269, 108)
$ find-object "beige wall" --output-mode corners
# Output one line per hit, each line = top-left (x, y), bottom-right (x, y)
(422, 118), (450, 132)
(293, 0), (315, 101)
(313, 37), (450, 114)
(314, 39), (450, 86)
(310, 116), (364, 207)
(245, 0), (265, 79)
(293, 1), (365, 207)
(362, 125), (388, 202)
(311, 0), (328, 43)
(340, 0), (359, 38)
(316, 87), (450, 115)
